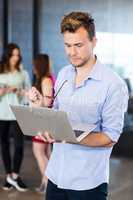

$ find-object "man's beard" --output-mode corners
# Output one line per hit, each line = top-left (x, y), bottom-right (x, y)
(70, 56), (91, 68)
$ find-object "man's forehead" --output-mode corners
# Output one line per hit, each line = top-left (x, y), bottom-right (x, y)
(63, 26), (88, 36)
(63, 28), (89, 44)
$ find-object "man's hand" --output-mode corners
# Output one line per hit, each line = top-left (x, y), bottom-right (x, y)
(38, 131), (55, 143)
(27, 87), (43, 107)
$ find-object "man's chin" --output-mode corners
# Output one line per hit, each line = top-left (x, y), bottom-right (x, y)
(70, 61), (83, 68)
(71, 63), (83, 68)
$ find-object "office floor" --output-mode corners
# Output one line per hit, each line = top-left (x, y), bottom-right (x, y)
(0, 140), (133, 200)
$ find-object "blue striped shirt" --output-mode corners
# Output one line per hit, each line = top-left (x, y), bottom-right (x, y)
(46, 59), (128, 190)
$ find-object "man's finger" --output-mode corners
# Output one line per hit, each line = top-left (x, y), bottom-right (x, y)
(45, 131), (55, 143)
(38, 132), (47, 142)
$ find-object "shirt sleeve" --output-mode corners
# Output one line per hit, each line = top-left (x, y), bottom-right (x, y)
(101, 81), (129, 142)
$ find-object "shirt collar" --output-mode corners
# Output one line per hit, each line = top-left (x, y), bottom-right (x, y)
(69, 56), (102, 82)
(88, 58), (102, 81)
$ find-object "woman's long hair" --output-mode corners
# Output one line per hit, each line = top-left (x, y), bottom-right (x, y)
(33, 54), (51, 93)
(0, 43), (22, 73)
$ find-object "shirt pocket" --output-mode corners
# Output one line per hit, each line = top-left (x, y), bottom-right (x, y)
(79, 102), (101, 124)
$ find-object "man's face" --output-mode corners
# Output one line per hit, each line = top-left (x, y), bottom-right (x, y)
(63, 26), (97, 68)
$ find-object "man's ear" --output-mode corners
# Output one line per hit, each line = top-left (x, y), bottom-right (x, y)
(92, 37), (97, 48)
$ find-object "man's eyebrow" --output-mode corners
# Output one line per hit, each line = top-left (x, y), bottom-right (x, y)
(74, 43), (83, 46)
(64, 42), (83, 46)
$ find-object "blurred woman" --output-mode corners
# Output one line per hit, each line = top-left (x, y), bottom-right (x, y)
(30, 54), (55, 193)
(0, 43), (31, 192)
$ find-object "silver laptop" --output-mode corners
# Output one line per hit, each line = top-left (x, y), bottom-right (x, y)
(10, 105), (96, 144)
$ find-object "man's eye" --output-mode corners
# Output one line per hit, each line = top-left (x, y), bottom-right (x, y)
(65, 44), (71, 48)
(76, 44), (82, 47)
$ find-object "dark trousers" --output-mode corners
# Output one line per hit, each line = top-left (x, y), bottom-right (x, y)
(46, 180), (108, 200)
(0, 120), (24, 174)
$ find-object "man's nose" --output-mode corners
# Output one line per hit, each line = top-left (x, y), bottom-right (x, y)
(70, 46), (77, 56)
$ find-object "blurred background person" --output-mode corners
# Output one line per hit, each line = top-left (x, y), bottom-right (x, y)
(0, 43), (31, 192)
(30, 54), (55, 193)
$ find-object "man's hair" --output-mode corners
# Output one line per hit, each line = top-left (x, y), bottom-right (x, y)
(60, 11), (95, 41)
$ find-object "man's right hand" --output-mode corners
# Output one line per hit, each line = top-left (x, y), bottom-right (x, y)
(38, 131), (55, 143)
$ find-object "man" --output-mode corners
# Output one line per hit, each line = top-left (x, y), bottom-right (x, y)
(28, 11), (128, 200)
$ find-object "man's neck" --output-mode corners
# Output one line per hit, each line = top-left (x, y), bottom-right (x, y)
(76, 55), (96, 77)
(74, 55), (96, 87)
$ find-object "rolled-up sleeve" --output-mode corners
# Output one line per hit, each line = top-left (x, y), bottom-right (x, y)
(102, 82), (129, 142)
